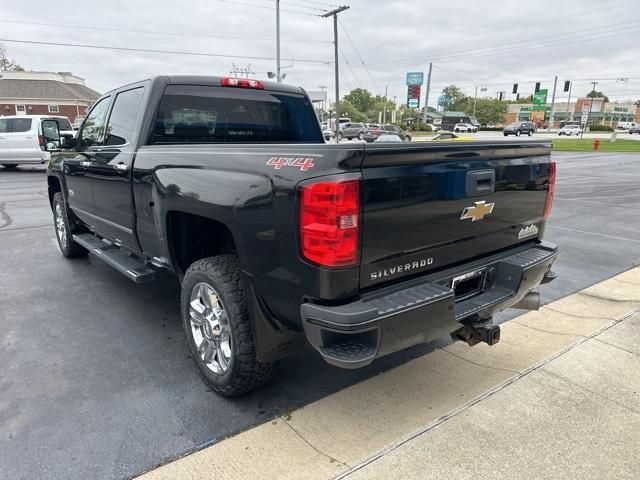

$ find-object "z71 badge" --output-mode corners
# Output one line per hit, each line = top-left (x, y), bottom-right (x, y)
(266, 156), (315, 172)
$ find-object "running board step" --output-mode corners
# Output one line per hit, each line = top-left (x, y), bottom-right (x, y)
(73, 233), (156, 283)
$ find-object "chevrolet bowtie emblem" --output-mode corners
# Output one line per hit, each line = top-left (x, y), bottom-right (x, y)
(460, 200), (495, 222)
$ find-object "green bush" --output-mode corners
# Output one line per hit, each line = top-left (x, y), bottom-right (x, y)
(589, 125), (614, 132)
(413, 123), (432, 132)
(397, 122), (408, 130)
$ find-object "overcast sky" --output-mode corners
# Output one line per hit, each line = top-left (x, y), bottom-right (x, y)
(2, 0), (640, 107)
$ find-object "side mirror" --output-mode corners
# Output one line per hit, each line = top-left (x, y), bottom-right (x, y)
(61, 136), (78, 149)
(41, 119), (61, 152)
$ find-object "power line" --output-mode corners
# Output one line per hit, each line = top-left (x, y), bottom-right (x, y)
(0, 18), (332, 44)
(337, 18), (380, 95)
(0, 38), (330, 64)
(218, 0), (319, 16)
(338, 46), (361, 86)
(367, 18), (640, 68)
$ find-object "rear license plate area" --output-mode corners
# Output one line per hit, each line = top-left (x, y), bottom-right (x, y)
(451, 269), (485, 301)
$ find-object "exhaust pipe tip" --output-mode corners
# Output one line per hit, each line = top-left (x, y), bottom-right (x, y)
(512, 291), (540, 311)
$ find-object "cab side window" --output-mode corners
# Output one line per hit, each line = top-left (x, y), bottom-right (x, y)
(105, 87), (145, 146)
(80, 96), (111, 147)
(11, 118), (33, 133)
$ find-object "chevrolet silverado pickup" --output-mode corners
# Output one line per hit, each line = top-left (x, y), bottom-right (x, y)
(44, 76), (558, 396)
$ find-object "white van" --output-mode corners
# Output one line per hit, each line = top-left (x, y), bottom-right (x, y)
(0, 115), (74, 168)
(617, 121), (637, 130)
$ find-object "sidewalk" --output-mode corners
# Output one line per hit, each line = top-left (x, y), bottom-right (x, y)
(139, 268), (640, 480)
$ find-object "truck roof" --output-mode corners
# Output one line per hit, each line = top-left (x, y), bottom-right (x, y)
(104, 75), (306, 96)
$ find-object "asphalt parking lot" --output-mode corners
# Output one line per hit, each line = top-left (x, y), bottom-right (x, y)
(1, 151), (639, 480)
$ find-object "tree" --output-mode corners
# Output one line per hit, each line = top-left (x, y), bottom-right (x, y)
(335, 99), (367, 122)
(441, 85), (468, 110)
(343, 88), (375, 114)
(586, 90), (609, 102)
(0, 44), (24, 71)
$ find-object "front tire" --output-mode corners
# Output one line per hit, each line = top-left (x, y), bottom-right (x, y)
(181, 255), (273, 397)
(357, 132), (364, 140)
(515, 130), (521, 137)
(528, 131), (533, 136)
(52, 192), (89, 258)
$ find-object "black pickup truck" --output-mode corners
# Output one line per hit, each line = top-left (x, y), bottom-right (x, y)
(44, 76), (557, 396)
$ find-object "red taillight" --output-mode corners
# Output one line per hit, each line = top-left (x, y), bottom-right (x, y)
(220, 77), (264, 89)
(300, 179), (360, 267)
(543, 161), (556, 220)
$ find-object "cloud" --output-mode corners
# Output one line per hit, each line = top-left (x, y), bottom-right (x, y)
(2, 0), (639, 104)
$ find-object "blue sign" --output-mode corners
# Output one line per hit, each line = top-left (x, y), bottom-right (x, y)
(408, 98), (419, 108)
(406, 72), (424, 86)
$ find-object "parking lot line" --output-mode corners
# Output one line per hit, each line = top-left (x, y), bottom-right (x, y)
(138, 267), (640, 480)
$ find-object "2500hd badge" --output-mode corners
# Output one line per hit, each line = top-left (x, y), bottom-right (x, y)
(370, 258), (434, 280)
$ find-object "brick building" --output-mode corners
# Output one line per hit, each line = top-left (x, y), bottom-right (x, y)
(505, 98), (639, 128)
(0, 71), (100, 123)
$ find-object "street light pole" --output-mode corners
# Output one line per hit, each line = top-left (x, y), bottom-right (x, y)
(276, 0), (281, 82)
(548, 75), (557, 132)
(322, 6), (350, 141)
(581, 81), (597, 139)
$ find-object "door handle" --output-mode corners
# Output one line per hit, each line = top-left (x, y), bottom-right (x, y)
(114, 163), (129, 172)
(81, 161), (92, 167)
(25, 136), (34, 139)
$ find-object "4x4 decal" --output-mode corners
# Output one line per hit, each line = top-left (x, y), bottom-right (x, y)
(266, 156), (315, 172)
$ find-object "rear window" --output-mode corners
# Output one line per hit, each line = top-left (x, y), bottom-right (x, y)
(12, 118), (33, 133)
(149, 85), (323, 144)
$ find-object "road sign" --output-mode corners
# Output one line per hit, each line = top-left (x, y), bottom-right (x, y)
(532, 89), (548, 111)
(582, 107), (589, 114)
(406, 72), (424, 86)
(581, 113), (589, 124)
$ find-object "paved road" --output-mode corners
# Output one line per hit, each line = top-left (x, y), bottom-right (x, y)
(1, 152), (639, 480)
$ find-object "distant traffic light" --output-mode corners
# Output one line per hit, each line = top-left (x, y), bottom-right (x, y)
(563, 81), (570, 92)
(535, 82), (540, 93)
(512, 83), (518, 94)
(498, 91), (504, 101)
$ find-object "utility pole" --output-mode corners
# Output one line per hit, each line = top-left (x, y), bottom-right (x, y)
(276, 0), (281, 82)
(421, 62), (432, 124)
(548, 75), (557, 132)
(322, 6), (350, 141)
(581, 81), (598, 139)
(566, 81), (573, 121)
(472, 85), (478, 116)
(383, 85), (388, 124)
(318, 85), (327, 124)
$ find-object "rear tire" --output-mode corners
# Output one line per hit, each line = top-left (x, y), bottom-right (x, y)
(2, 164), (18, 169)
(52, 192), (89, 258)
(181, 255), (273, 397)
(357, 132), (364, 140)
(528, 131), (533, 136)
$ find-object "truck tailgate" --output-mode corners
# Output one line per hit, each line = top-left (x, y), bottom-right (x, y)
(359, 141), (552, 288)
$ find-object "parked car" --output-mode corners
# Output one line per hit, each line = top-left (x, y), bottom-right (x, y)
(558, 124), (581, 136)
(45, 75), (558, 396)
(0, 115), (73, 168)
(338, 122), (367, 141)
(430, 132), (475, 142)
(453, 123), (474, 133)
(364, 124), (411, 142)
(503, 121), (536, 137)
(323, 128), (335, 141)
(427, 123), (441, 132)
(617, 122), (637, 130)
(373, 134), (403, 142)
(629, 125), (640, 134)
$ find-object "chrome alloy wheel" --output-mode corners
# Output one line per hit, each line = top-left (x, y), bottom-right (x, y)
(189, 282), (232, 374)
(55, 202), (67, 248)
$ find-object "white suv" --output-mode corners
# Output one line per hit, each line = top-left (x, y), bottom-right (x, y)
(558, 124), (581, 136)
(0, 115), (74, 168)
(453, 123), (474, 133)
